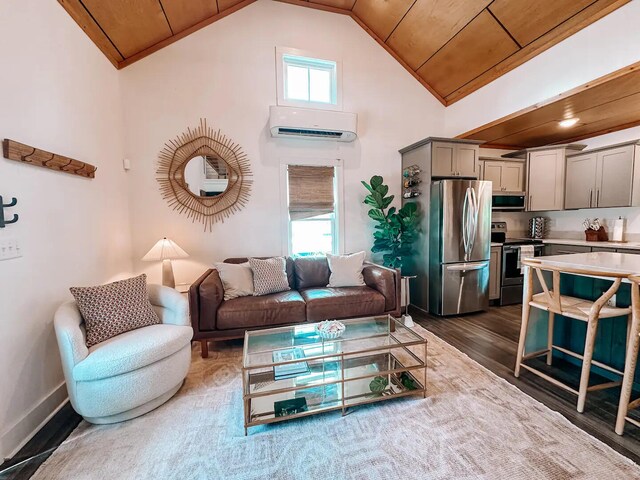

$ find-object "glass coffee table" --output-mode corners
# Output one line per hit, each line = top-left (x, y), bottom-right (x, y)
(242, 315), (427, 435)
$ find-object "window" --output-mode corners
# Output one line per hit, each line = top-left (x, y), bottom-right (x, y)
(276, 48), (342, 110)
(286, 165), (337, 256)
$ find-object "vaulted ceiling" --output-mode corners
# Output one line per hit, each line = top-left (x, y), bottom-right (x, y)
(59, 0), (629, 106)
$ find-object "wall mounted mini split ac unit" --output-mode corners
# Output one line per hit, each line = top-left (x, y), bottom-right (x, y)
(269, 105), (357, 142)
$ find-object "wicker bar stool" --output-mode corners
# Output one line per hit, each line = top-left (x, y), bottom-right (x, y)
(616, 274), (640, 435)
(514, 259), (631, 413)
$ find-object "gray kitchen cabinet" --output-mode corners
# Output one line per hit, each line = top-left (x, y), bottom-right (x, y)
(565, 153), (597, 209)
(597, 145), (635, 208)
(489, 246), (501, 300)
(565, 142), (639, 209)
(591, 247), (617, 252)
(546, 244), (592, 256)
(482, 159), (524, 192)
(431, 141), (479, 178)
(527, 149), (566, 211)
(616, 248), (639, 254)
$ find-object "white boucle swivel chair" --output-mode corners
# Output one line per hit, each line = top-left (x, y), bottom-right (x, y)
(54, 284), (193, 424)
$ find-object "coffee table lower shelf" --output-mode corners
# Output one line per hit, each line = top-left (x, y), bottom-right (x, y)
(242, 352), (427, 435)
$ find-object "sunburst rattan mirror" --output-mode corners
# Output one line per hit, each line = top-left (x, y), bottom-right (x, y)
(157, 119), (252, 230)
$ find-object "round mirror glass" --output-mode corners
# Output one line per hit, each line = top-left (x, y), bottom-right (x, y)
(183, 155), (230, 197)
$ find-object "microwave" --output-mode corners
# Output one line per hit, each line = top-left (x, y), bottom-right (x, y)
(492, 192), (526, 211)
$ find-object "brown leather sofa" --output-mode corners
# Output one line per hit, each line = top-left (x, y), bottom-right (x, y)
(189, 256), (400, 357)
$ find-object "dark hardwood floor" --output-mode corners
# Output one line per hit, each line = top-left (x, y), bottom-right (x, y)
(414, 304), (640, 464)
(2, 304), (638, 478)
(0, 403), (81, 479)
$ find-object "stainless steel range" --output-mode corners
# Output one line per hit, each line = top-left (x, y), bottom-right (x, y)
(491, 222), (544, 305)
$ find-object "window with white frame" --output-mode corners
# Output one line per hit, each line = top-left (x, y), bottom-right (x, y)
(276, 48), (341, 110)
(286, 165), (338, 256)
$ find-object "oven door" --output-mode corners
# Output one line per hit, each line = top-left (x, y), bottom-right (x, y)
(492, 193), (526, 211)
(502, 245), (543, 286)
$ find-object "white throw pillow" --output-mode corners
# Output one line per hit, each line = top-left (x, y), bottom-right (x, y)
(214, 262), (254, 301)
(326, 251), (366, 288)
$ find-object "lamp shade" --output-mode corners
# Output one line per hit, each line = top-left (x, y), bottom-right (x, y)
(142, 237), (189, 261)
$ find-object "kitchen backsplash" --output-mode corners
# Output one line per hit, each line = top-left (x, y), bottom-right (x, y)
(494, 208), (640, 241)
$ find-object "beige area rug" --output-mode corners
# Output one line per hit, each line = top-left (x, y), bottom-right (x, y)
(32, 325), (640, 480)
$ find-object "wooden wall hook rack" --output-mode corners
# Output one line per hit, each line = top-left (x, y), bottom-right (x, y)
(3, 139), (97, 178)
(0, 195), (18, 228)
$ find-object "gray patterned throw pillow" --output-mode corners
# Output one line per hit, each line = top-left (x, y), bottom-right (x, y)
(249, 257), (291, 296)
(70, 274), (161, 347)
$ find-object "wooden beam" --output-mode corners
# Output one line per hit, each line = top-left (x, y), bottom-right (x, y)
(275, 0), (352, 16)
(57, 0), (123, 68)
(117, 0), (257, 69)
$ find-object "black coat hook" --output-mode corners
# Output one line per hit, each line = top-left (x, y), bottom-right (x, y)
(0, 195), (18, 228)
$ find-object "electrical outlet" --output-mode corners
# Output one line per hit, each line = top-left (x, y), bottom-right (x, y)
(607, 294), (617, 308)
(0, 238), (22, 261)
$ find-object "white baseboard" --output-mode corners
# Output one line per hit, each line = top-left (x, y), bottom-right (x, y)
(1, 382), (68, 461)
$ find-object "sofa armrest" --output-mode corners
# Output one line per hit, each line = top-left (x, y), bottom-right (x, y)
(189, 269), (225, 335)
(363, 262), (400, 316)
(148, 284), (190, 327)
(54, 302), (89, 369)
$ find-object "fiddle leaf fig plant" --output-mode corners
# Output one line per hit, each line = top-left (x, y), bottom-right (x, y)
(361, 175), (419, 270)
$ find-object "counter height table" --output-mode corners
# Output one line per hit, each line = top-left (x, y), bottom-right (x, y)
(515, 252), (638, 414)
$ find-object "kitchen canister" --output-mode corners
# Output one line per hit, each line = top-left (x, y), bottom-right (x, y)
(529, 217), (547, 239)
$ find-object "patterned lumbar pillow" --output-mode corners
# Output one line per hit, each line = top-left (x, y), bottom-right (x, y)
(214, 261), (254, 300)
(70, 274), (161, 348)
(326, 251), (366, 287)
(249, 257), (291, 296)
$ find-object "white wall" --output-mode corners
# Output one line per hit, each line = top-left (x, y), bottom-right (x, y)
(0, 0), (132, 459)
(120, 0), (445, 284)
(444, 0), (640, 137)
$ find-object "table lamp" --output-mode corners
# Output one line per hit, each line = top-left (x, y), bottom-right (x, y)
(142, 237), (189, 288)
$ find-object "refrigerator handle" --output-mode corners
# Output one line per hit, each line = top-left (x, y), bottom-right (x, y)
(446, 262), (488, 272)
(468, 187), (479, 254)
(462, 188), (471, 260)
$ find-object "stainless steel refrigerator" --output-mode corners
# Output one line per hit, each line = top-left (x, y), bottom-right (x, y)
(429, 180), (492, 316)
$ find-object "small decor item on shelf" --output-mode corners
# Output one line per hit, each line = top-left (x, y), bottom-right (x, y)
(369, 375), (389, 395)
(316, 320), (346, 340)
(272, 347), (309, 380)
(583, 218), (608, 242)
(274, 397), (308, 417)
(402, 164), (422, 199)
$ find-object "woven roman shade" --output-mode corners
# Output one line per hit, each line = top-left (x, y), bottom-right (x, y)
(288, 165), (335, 221)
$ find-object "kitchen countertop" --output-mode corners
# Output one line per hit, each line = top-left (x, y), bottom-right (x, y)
(540, 238), (640, 250)
(491, 242), (502, 247)
(534, 252), (640, 277)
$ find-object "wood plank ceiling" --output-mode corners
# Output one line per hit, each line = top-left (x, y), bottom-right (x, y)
(458, 61), (640, 149)
(58, 0), (256, 69)
(283, 0), (630, 105)
(59, 0), (630, 106)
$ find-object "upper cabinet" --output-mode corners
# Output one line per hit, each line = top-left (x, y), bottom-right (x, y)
(400, 137), (483, 180)
(431, 141), (480, 178)
(481, 159), (524, 192)
(565, 142), (640, 209)
(501, 144), (585, 212)
(527, 148), (567, 212)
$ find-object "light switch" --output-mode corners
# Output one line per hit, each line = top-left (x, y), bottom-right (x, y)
(0, 238), (22, 261)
